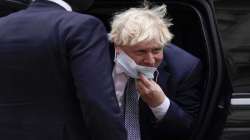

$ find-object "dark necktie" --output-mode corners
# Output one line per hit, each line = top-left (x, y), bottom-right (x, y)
(124, 78), (141, 140)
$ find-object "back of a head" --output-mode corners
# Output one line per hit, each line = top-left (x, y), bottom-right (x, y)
(0, 0), (30, 16)
(63, 0), (94, 12)
(110, 4), (173, 47)
(2, 0), (30, 6)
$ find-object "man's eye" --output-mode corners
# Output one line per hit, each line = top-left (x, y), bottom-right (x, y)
(136, 50), (146, 54)
(152, 48), (162, 53)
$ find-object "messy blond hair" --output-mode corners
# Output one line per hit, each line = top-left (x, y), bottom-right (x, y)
(109, 4), (173, 47)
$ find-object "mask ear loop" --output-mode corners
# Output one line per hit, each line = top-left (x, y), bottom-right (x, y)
(114, 45), (119, 61)
(114, 50), (117, 61)
(154, 70), (159, 83)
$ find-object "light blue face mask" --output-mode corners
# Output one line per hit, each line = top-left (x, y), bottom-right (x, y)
(115, 50), (157, 79)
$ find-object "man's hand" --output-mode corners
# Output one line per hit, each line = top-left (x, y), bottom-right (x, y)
(136, 74), (167, 107)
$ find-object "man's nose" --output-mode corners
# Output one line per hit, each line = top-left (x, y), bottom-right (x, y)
(144, 53), (155, 67)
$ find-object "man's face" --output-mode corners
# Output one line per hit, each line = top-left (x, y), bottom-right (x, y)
(117, 41), (164, 67)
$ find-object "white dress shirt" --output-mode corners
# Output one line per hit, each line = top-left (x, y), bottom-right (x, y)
(112, 62), (170, 120)
(47, 0), (72, 11)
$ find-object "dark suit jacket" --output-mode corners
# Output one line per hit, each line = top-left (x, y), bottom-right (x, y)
(111, 43), (202, 140)
(0, 0), (126, 140)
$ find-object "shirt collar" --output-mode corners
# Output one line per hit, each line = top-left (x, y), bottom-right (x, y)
(47, 0), (72, 11)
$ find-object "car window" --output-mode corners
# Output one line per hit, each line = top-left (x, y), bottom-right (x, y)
(214, 0), (250, 94)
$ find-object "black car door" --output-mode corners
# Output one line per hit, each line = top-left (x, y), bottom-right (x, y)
(213, 0), (250, 140)
(0, 0), (233, 140)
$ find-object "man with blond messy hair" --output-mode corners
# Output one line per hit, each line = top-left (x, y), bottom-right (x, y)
(109, 4), (202, 140)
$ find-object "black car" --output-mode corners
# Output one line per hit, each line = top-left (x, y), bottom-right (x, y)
(214, 0), (250, 140)
(0, 0), (238, 140)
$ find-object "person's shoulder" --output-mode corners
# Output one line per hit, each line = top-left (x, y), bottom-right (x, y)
(61, 11), (102, 25)
(50, 10), (105, 33)
(163, 43), (200, 65)
(162, 43), (201, 78)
